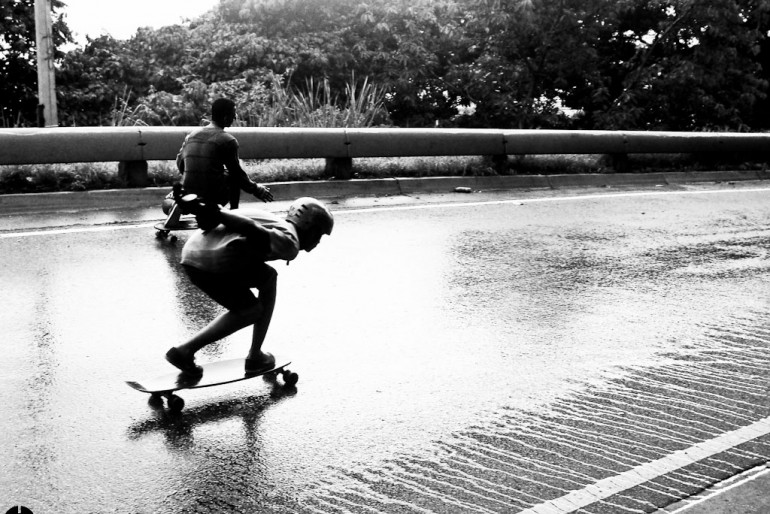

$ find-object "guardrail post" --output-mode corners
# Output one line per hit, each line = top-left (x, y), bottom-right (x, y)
(491, 155), (509, 174)
(118, 160), (149, 187)
(608, 153), (630, 173)
(325, 157), (353, 180)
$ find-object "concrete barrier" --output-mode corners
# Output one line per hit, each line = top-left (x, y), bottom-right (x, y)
(0, 187), (168, 213)
(397, 175), (551, 194)
(662, 170), (762, 184)
(547, 173), (668, 188)
(268, 178), (401, 199)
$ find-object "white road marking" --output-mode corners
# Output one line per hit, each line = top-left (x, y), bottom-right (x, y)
(668, 465), (770, 513)
(0, 222), (156, 239)
(342, 186), (770, 215)
(518, 417), (770, 513)
(2, 187), (770, 239)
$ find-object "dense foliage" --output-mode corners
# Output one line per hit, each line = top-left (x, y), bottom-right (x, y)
(3, 0), (769, 130)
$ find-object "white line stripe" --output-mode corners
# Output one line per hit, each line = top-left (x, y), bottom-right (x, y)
(0, 222), (156, 239)
(340, 187), (770, 215)
(518, 417), (770, 514)
(669, 465), (770, 513)
(2, 187), (770, 239)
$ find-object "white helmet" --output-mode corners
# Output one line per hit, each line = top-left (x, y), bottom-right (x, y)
(287, 197), (334, 235)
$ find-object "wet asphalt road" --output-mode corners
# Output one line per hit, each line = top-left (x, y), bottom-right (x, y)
(2, 182), (770, 513)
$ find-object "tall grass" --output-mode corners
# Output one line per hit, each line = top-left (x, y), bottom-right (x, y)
(289, 75), (389, 128)
(242, 74), (390, 128)
(114, 73), (391, 128)
(109, 72), (391, 128)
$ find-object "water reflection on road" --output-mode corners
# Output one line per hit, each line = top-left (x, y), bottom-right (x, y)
(1, 184), (769, 513)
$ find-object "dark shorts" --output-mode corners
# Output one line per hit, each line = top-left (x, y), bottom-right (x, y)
(183, 263), (276, 312)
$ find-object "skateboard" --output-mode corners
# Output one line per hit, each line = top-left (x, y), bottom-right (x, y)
(154, 218), (198, 241)
(126, 356), (297, 412)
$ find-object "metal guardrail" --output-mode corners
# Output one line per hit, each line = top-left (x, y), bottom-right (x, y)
(1, 127), (769, 165)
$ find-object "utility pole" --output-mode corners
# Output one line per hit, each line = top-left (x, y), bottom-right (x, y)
(34, 0), (58, 127)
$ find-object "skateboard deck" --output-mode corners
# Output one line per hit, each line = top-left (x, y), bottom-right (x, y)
(154, 218), (198, 240)
(127, 356), (297, 411)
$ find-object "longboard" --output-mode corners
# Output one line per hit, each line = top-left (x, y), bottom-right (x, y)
(154, 218), (199, 241)
(127, 356), (297, 412)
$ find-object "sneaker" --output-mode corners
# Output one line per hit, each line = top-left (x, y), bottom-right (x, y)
(177, 193), (204, 216)
(165, 347), (203, 376)
(245, 352), (276, 374)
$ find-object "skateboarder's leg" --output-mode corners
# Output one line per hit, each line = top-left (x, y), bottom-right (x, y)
(246, 268), (277, 365)
(227, 174), (240, 209)
(168, 265), (277, 371)
(162, 201), (182, 228)
(175, 305), (261, 356)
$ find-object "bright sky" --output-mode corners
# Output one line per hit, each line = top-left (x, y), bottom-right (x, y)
(61, 0), (219, 46)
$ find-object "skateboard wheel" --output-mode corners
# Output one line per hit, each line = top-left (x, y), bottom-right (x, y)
(169, 234), (178, 242)
(167, 394), (185, 412)
(283, 371), (299, 387)
(148, 393), (163, 408)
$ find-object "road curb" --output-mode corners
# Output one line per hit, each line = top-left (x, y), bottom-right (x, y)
(662, 169), (763, 184)
(0, 170), (765, 214)
(546, 172), (669, 188)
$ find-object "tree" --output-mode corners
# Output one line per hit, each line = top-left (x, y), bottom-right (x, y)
(569, 0), (769, 130)
(0, 0), (72, 126)
(739, 0), (770, 129)
(429, 0), (769, 130)
(439, 0), (615, 129)
(49, 0), (770, 130)
(205, 0), (462, 126)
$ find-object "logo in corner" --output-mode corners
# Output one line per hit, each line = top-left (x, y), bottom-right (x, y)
(5, 507), (34, 514)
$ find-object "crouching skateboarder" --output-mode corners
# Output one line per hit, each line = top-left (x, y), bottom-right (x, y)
(165, 192), (334, 376)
